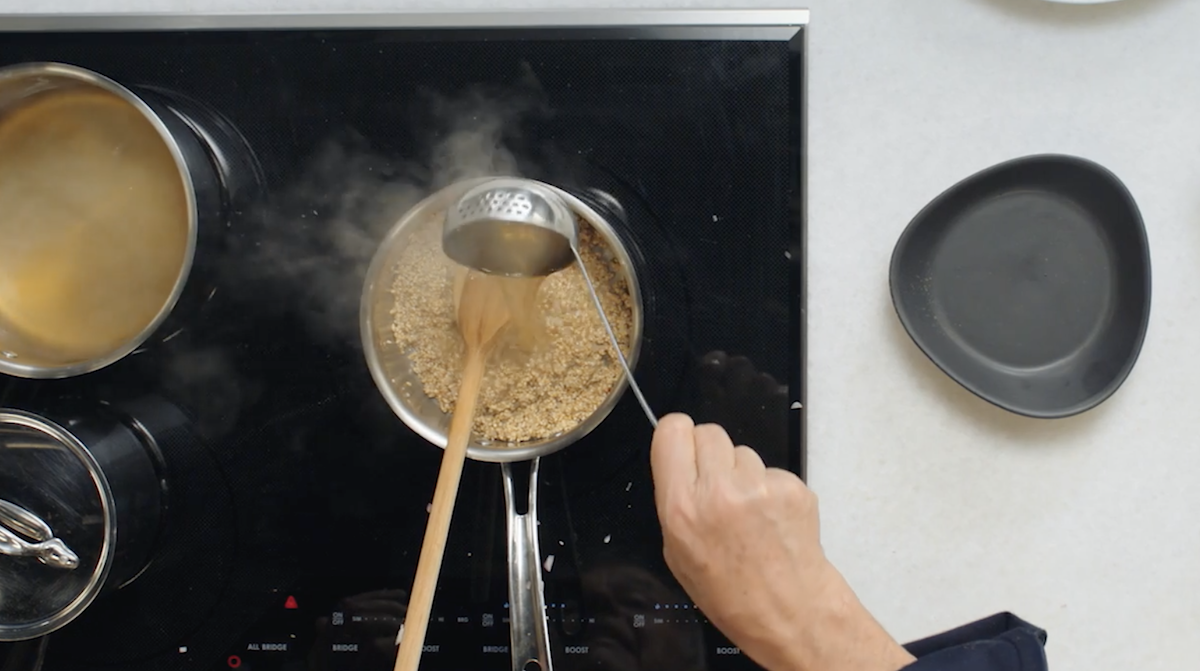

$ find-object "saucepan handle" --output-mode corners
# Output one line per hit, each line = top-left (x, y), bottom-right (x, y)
(501, 459), (553, 671)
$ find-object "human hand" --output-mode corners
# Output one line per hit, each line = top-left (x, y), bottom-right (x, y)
(650, 413), (916, 671)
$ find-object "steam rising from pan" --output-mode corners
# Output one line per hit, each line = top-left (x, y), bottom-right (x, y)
(233, 80), (559, 346)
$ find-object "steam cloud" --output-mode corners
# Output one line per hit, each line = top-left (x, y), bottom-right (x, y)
(235, 80), (548, 346)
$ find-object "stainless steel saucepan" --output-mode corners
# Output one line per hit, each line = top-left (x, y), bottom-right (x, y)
(360, 177), (644, 671)
(0, 62), (248, 379)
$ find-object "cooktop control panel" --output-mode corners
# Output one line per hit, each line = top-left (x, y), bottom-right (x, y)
(217, 591), (758, 671)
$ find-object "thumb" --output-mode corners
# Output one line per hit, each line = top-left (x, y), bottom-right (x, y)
(650, 413), (698, 508)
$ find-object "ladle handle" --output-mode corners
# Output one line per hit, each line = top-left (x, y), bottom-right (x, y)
(503, 459), (553, 671)
(571, 246), (657, 428)
(394, 349), (486, 671)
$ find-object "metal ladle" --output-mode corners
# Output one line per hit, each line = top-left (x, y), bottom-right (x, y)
(443, 177), (658, 428)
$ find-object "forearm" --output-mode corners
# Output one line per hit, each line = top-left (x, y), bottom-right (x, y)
(791, 570), (916, 671)
(731, 564), (916, 671)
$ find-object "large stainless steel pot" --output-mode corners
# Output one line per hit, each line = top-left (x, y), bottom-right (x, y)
(0, 62), (227, 379)
(361, 177), (645, 671)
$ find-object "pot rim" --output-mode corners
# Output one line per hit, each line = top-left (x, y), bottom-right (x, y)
(360, 176), (645, 464)
(0, 61), (199, 379)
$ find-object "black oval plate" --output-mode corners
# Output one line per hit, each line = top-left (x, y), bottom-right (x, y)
(889, 154), (1151, 418)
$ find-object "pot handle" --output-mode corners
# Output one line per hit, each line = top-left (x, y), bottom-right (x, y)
(0, 499), (78, 570)
(501, 459), (553, 671)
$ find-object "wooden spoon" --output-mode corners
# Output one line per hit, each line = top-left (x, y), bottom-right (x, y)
(393, 269), (540, 671)
(454, 267), (544, 351)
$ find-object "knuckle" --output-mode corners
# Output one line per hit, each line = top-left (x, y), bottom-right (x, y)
(764, 466), (793, 486)
(733, 444), (764, 467)
(766, 467), (813, 500)
(707, 473), (763, 515)
(709, 478), (738, 507)
(658, 412), (694, 433)
(694, 422), (732, 446)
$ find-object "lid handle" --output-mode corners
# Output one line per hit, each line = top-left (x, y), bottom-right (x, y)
(0, 498), (79, 570)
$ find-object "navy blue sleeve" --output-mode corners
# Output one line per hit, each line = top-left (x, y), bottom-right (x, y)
(900, 613), (1049, 671)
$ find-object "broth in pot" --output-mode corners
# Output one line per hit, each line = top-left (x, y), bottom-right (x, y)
(0, 67), (195, 375)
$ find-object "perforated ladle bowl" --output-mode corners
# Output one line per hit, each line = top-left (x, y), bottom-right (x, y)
(443, 177), (657, 427)
(443, 177), (578, 277)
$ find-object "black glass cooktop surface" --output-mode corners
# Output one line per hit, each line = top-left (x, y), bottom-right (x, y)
(0, 13), (805, 671)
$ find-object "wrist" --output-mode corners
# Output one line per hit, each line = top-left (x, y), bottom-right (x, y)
(785, 566), (916, 671)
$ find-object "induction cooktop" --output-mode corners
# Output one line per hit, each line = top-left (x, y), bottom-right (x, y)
(0, 10), (806, 671)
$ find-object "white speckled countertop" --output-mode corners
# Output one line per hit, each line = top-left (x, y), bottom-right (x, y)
(2, 1), (1196, 669)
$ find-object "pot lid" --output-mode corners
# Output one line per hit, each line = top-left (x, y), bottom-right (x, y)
(0, 410), (114, 641)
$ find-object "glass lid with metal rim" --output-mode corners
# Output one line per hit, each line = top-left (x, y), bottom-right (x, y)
(0, 411), (115, 642)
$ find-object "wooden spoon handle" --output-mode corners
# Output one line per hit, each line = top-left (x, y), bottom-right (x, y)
(393, 348), (486, 671)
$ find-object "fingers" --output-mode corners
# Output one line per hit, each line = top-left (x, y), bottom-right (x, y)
(732, 444), (766, 480)
(694, 423), (736, 479)
(764, 466), (804, 490)
(650, 413), (698, 506)
(652, 414), (772, 508)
